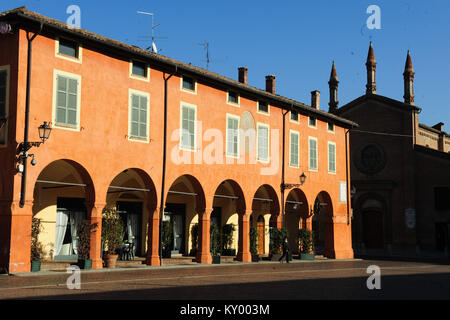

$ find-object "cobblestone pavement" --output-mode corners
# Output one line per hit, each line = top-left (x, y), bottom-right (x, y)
(0, 258), (449, 300)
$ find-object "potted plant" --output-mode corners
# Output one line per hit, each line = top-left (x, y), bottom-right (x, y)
(210, 223), (221, 264)
(221, 224), (236, 256)
(101, 207), (123, 268)
(189, 223), (198, 257)
(250, 226), (259, 262)
(31, 217), (45, 272)
(76, 220), (98, 270)
(161, 220), (173, 258)
(269, 228), (288, 261)
(298, 229), (315, 260)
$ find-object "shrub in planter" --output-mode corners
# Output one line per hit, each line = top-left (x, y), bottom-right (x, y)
(101, 207), (124, 268)
(161, 220), (173, 258)
(249, 226), (259, 262)
(221, 224), (236, 256)
(31, 218), (45, 272)
(269, 228), (288, 260)
(77, 220), (98, 269)
(298, 229), (315, 260)
(189, 223), (198, 257)
(210, 223), (221, 264)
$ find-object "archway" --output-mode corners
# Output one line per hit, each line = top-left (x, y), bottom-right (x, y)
(105, 168), (157, 258)
(285, 188), (309, 254)
(311, 191), (334, 258)
(252, 185), (280, 256)
(165, 175), (206, 262)
(32, 159), (95, 261)
(212, 180), (245, 257)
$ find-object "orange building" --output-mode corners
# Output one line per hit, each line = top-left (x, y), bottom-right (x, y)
(0, 7), (356, 274)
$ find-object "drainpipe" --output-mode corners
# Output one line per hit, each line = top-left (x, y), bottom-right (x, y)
(19, 24), (42, 208)
(345, 129), (351, 225)
(280, 106), (291, 229)
(159, 66), (177, 265)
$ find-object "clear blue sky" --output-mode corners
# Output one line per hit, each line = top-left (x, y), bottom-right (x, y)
(2, 0), (450, 130)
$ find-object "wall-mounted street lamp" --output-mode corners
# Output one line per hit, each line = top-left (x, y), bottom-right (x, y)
(17, 121), (52, 172)
(281, 172), (307, 191)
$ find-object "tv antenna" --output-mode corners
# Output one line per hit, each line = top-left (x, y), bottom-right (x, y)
(198, 42), (210, 69)
(137, 11), (167, 53)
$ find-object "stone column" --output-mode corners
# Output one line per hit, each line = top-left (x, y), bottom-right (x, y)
(236, 210), (251, 262)
(87, 202), (105, 270)
(196, 208), (212, 264)
(146, 207), (160, 266)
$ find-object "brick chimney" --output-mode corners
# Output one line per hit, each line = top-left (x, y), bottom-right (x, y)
(311, 90), (320, 110)
(265, 75), (276, 94)
(238, 67), (248, 84)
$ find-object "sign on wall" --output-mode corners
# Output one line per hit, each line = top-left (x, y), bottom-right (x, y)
(405, 208), (416, 229)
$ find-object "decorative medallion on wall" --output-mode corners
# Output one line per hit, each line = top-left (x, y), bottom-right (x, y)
(354, 143), (386, 175)
(239, 111), (255, 154)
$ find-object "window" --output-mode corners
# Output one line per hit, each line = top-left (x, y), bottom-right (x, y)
(290, 110), (299, 122)
(226, 114), (239, 157)
(228, 91), (239, 105)
(257, 123), (269, 162)
(58, 38), (79, 58)
(0, 69), (6, 120)
(309, 137), (318, 170)
(434, 187), (450, 210)
(54, 71), (81, 128)
(131, 61), (148, 79)
(328, 142), (336, 173)
(258, 101), (269, 114)
(328, 122), (335, 132)
(129, 90), (149, 140)
(180, 103), (196, 150)
(56, 38), (82, 62)
(309, 116), (317, 128)
(0, 67), (8, 145)
(290, 131), (299, 167)
(182, 76), (196, 92)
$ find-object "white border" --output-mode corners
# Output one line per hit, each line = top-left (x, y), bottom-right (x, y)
(226, 91), (240, 107)
(179, 101), (197, 151)
(129, 60), (150, 82)
(128, 89), (150, 143)
(180, 76), (197, 94)
(308, 116), (317, 129)
(0, 65), (10, 148)
(55, 37), (83, 64)
(328, 141), (337, 174)
(289, 130), (300, 168)
(308, 136), (318, 171)
(226, 113), (240, 158)
(257, 101), (270, 116)
(257, 122), (270, 163)
(52, 69), (82, 132)
(290, 110), (300, 124)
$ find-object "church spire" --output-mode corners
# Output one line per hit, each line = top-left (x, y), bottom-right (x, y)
(328, 61), (339, 113)
(403, 50), (415, 104)
(365, 41), (377, 94)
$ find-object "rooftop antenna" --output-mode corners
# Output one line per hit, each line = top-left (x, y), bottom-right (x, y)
(137, 11), (167, 53)
(198, 42), (210, 69)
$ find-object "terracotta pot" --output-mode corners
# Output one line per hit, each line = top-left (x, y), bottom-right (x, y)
(103, 254), (118, 268)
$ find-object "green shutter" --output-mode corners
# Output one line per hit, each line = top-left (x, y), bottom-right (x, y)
(55, 75), (78, 126)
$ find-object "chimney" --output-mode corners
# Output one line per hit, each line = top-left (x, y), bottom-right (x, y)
(265, 75), (276, 94)
(311, 90), (320, 110)
(238, 67), (248, 84)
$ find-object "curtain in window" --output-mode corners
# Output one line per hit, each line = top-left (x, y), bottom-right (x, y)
(127, 214), (139, 255)
(69, 211), (85, 255)
(55, 211), (69, 256)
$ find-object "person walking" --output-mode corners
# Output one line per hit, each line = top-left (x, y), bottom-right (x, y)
(279, 237), (290, 263)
